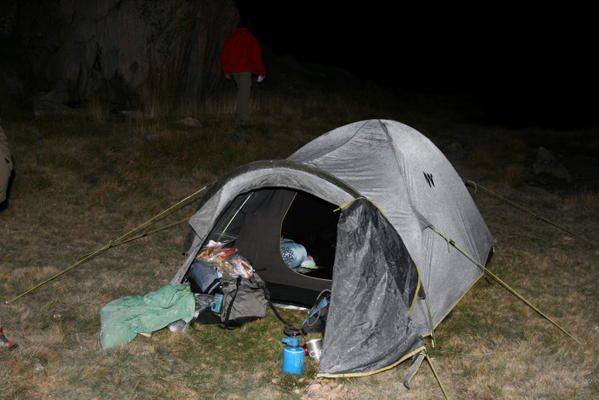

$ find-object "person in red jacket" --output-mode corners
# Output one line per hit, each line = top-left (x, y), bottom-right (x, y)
(220, 22), (266, 123)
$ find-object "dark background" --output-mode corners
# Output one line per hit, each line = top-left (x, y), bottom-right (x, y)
(236, 1), (597, 129)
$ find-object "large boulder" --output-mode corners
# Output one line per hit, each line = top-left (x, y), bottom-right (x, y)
(0, 0), (17, 38)
(12, 0), (238, 107)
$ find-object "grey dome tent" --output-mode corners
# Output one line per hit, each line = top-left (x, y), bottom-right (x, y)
(172, 119), (494, 377)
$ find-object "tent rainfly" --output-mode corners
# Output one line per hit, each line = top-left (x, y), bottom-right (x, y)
(172, 119), (495, 378)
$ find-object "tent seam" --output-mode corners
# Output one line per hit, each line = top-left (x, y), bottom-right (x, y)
(290, 120), (371, 164)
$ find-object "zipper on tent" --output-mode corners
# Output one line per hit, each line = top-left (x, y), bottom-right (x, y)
(424, 295), (436, 348)
(408, 277), (421, 313)
(411, 267), (436, 349)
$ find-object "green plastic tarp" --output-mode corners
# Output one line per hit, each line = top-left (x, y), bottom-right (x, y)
(100, 284), (195, 349)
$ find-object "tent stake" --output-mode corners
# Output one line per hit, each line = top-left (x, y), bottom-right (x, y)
(429, 226), (582, 345)
(5, 184), (208, 304)
(425, 352), (450, 400)
(465, 180), (574, 236)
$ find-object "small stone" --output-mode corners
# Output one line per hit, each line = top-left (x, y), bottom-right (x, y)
(177, 117), (203, 128)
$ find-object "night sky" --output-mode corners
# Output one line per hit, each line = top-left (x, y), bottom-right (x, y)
(236, 1), (597, 129)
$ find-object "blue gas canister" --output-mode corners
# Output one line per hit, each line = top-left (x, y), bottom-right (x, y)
(281, 336), (305, 375)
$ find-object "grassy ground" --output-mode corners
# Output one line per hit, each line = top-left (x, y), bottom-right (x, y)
(0, 87), (597, 399)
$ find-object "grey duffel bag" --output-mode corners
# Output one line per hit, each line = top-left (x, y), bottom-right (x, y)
(220, 274), (268, 328)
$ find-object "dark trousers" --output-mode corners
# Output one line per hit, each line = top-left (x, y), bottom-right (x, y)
(232, 72), (252, 122)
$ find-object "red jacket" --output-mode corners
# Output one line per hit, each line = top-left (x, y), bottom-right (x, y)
(220, 28), (266, 77)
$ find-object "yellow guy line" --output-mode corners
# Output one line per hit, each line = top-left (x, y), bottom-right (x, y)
(6, 185), (208, 304)
(429, 226), (582, 345)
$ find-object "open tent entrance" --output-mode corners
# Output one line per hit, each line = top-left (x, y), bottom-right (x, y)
(281, 191), (339, 279)
(202, 188), (339, 305)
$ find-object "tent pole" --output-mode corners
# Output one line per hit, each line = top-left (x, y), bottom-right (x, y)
(109, 218), (190, 247)
(429, 226), (582, 345)
(425, 352), (450, 400)
(218, 192), (254, 241)
(465, 180), (574, 236)
(111, 184), (208, 245)
(5, 185), (208, 304)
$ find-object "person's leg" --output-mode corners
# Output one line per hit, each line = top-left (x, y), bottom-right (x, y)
(233, 72), (252, 122)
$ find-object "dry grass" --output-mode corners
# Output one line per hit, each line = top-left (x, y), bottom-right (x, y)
(85, 98), (111, 125)
(565, 192), (599, 214)
(0, 95), (597, 399)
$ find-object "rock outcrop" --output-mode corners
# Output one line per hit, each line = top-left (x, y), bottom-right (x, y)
(11, 0), (238, 107)
(0, 0), (17, 38)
